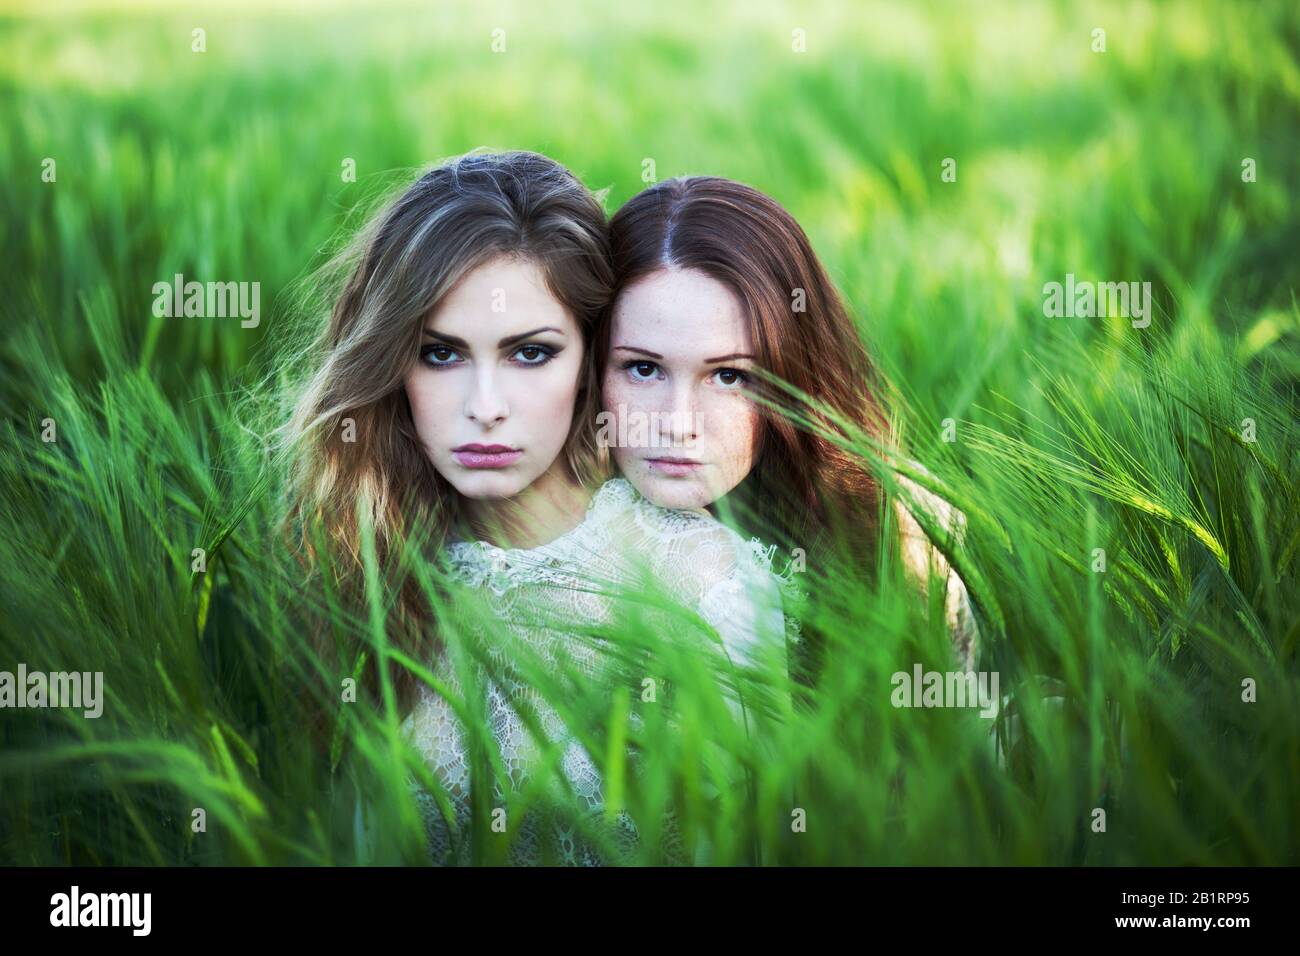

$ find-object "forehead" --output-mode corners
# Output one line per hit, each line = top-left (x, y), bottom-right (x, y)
(427, 255), (575, 334)
(611, 268), (751, 357)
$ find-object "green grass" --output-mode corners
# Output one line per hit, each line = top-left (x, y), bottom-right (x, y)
(1, 0), (1297, 865)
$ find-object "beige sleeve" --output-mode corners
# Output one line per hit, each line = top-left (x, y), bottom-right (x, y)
(894, 473), (978, 671)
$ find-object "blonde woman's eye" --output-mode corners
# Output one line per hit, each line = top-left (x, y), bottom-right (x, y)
(622, 360), (661, 382)
(713, 368), (749, 388)
(421, 344), (460, 366)
(512, 344), (556, 365)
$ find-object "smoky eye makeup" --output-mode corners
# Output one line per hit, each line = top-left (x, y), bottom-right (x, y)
(510, 342), (562, 365)
(419, 343), (461, 366)
(418, 339), (564, 368)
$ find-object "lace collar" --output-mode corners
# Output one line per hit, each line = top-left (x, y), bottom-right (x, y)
(445, 478), (637, 576)
(444, 476), (805, 596)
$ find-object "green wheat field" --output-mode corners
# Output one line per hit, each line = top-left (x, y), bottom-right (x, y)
(1, 0), (1297, 865)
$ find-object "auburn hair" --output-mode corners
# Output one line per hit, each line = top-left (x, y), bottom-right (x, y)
(600, 177), (894, 556)
(598, 176), (902, 684)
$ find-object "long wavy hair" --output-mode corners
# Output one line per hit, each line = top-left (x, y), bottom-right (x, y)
(277, 150), (614, 735)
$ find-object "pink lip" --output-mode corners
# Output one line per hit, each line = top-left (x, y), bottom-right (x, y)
(646, 457), (702, 477)
(453, 444), (522, 469)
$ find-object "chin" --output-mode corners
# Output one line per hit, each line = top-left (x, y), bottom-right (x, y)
(631, 473), (715, 511)
(446, 470), (532, 500)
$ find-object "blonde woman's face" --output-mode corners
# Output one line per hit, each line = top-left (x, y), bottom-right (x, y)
(404, 255), (584, 500)
(602, 267), (761, 511)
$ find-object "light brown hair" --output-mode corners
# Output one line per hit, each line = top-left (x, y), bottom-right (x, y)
(279, 150), (614, 734)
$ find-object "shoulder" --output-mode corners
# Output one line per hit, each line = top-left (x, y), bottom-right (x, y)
(893, 460), (969, 573)
(600, 479), (791, 664)
(890, 459), (979, 667)
(893, 462), (968, 542)
(692, 531), (790, 668)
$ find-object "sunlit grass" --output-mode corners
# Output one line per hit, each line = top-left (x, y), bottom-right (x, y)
(0, 0), (1297, 865)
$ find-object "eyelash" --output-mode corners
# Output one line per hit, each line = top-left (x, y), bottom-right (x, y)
(620, 360), (749, 388)
(420, 343), (559, 368)
(621, 360), (662, 382)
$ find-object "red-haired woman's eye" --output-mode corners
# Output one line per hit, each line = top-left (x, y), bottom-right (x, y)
(623, 360), (661, 381)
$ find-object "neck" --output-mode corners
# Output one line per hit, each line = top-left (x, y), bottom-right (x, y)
(459, 466), (592, 550)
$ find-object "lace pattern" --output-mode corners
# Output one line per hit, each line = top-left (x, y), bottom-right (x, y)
(398, 477), (793, 865)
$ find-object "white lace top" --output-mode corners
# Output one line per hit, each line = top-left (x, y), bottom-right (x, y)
(397, 476), (801, 866)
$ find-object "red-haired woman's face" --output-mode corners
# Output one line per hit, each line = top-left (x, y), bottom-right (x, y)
(601, 267), (761, 510)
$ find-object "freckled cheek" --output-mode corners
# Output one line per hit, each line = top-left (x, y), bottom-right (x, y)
(601, 375), (639, 465)
(714, 398), (761, 476)
(695, 393), (754, 454)
(602, 375), (645, 422)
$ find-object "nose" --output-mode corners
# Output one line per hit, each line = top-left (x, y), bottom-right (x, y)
(659, 380), (699, 447)
(464, 366), (508, 426)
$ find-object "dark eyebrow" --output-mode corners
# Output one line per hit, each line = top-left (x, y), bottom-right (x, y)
(423, 326), (566, 349)
(423, 330), (471, 349)
(613, 346), (663, 359)
(613, 345), (755, 364)
(497, 326), (566, 348)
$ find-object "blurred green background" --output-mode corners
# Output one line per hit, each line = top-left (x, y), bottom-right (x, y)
(1, 0), (1297, 865)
